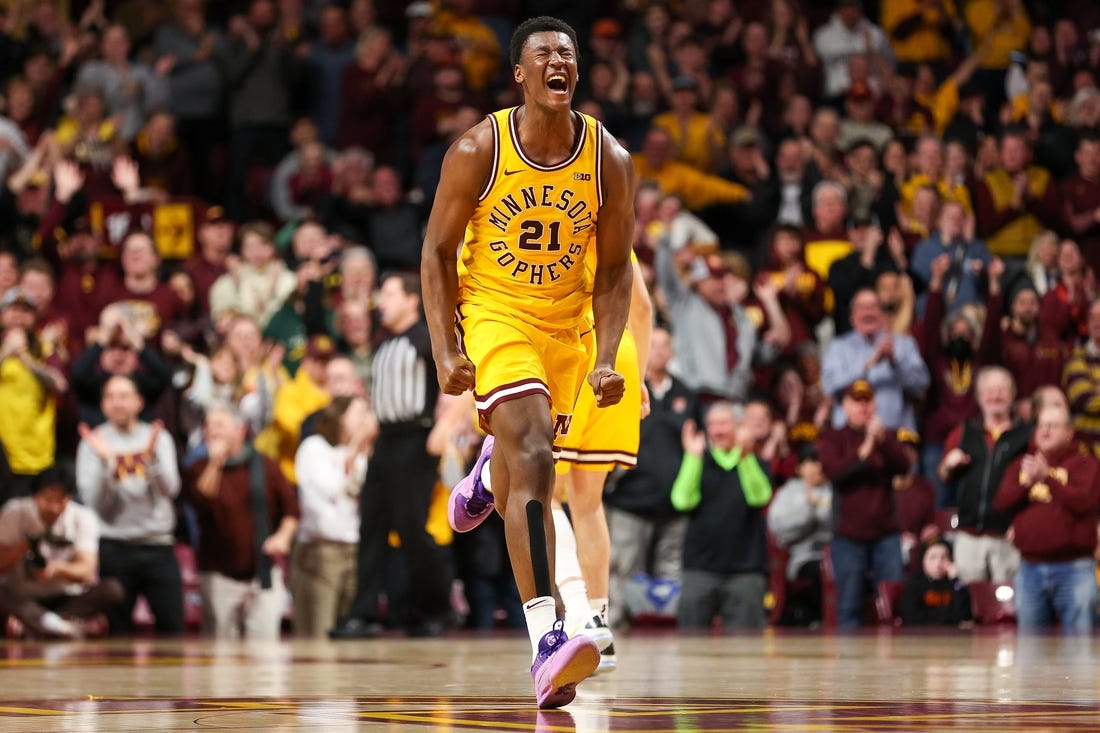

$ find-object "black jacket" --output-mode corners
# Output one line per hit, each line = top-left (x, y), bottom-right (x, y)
(953, 420), (1033, 535)
(606, 374), (696, 518)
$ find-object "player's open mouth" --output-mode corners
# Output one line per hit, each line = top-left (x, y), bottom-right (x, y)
(547, 74), (568, 93)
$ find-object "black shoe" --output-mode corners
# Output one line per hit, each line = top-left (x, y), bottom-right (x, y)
(328, 618), (384, 639)
(406, 618), (447, 638)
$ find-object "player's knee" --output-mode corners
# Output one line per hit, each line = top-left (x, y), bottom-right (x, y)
(510, 433), (555, 492)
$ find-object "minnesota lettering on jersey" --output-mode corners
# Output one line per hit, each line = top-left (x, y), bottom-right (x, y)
(484, 184), (594, 286)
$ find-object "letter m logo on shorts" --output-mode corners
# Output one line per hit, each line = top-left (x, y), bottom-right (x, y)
(553, 413), (573, 438)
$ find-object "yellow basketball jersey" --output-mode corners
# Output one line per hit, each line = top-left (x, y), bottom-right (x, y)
(578, 246), (639, 329)
(458, 107), (604, 331)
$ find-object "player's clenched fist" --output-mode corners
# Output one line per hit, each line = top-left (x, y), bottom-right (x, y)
(588, 366), (625, 407)
(437, 354), (476, 395)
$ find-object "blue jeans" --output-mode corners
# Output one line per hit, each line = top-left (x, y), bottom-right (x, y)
(831, 535), (904, 629)
(1015, 557), (1098, 633)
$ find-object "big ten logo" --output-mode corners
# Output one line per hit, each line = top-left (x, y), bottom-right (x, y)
(553, 413), (573, 438)
(574, 172), (591, 181)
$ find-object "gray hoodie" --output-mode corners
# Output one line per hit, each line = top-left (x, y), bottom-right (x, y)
(76, 421), (180, 544)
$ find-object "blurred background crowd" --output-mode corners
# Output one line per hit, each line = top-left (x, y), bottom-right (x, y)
(0, 0), (1099, 638)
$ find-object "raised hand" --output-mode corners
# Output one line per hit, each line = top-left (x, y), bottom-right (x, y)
(111, 156), (141, 195)
(929, 252), (951, 290)
(681, 419), (706, 457)
(143, 420), (164, 462)
(942, 447), (971, 471)
(78, 423), (114, 462)
(53, 159), (85, 203)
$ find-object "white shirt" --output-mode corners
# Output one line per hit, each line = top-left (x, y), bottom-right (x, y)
(0, 497), (99, 596)
(294, 435), (366, 544)
(778, 182), (805, 226)
(812, 15), (895, 98)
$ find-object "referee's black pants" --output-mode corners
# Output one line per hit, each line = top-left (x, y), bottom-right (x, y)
(347, 425), (450, 627)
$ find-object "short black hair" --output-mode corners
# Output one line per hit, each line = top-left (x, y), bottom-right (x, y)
(381, 271), (422, 301)
(510, 16), (579, 67)
(32, 464), (76, 497)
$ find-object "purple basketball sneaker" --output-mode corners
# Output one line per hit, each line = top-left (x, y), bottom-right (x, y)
(531, 620), (599, 709)
(448, 435), (495, 533)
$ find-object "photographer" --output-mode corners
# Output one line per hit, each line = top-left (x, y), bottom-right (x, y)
(0, 467), (123, 638)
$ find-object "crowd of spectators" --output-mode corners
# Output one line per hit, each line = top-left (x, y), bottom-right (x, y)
(0, 0), (1099, 637)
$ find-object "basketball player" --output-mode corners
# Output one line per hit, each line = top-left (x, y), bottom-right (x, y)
(553, 251), (652, 673)
(421, 16), (635, 710)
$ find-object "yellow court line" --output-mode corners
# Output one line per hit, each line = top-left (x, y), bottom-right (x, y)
(0, 706), (66, 716)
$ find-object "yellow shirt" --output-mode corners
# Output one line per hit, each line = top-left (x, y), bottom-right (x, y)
(0, 357), (55, 473)
(900, 173), (973, 215)
(434, 11), (501, 92)
(459, 107), (603, 332)
(915, 78), (959, 137)
(881, 0), (957, 63)
(257, 368), (329, 482)
(652, 111), (722, 173)
(981, 166), (1051, 257)
(630, 154), (750, 212)
(965, 0), (1031, 70)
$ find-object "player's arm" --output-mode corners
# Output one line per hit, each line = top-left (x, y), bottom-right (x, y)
(420, 120), (495, 395)
(627, 256), (653, 415)
(589, 129), (636, 407)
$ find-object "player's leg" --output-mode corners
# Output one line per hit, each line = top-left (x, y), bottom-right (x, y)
(551, 475), (609, 647)
(490, 395), (599, 708)
(565, 466), (612, 610)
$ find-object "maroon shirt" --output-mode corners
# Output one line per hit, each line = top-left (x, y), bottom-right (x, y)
(818, 426), (911, 542)
(184, 255), (228, 314)
(916, 289), (999, 443)
(998, 321), (1038, 396)
(993, 445), (1100, 563)
(335, 63), (407, 161)
(96, 280), (186, 338)
(895, 474), (936, 535)
(185, 453), (300, 580)
(1061, 174), (1100, 275)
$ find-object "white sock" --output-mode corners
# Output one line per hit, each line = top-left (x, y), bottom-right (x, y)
(479, 459), (493, 493)
(523, 596), (557, 661)
(590, 598), (609, 625)
(552, 507), (592, 630)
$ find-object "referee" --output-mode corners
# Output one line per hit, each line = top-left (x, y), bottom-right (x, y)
(330, 272), (450, 638)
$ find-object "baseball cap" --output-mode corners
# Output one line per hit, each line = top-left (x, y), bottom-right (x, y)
(304, 334), (337, 361)
(845, 379), (875, 401)
(846, 82), (873, 101)
(731, 125), (764, 148)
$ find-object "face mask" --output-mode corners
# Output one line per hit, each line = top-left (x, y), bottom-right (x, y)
(945, 337), (973, 361)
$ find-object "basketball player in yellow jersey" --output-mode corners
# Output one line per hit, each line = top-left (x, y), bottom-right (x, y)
(552, 251), (651, 673)
(421, 17), (635, 710)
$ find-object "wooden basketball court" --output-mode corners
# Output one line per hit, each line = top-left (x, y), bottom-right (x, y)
(0, 630), (1096, 731)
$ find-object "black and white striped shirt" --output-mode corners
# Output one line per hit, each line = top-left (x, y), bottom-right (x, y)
(371, 320), (438, 428)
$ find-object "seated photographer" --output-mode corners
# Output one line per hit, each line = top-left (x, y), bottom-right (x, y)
(0, 468), (123, 638)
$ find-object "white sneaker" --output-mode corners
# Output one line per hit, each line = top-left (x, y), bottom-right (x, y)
(597, 641), (617, 674)
(39, 611), (80, 639)
(569, 614), (613, 653)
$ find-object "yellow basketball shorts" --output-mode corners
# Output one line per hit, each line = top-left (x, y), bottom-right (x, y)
(555, 327), (641, 473)
(456, 304), (588, 457)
